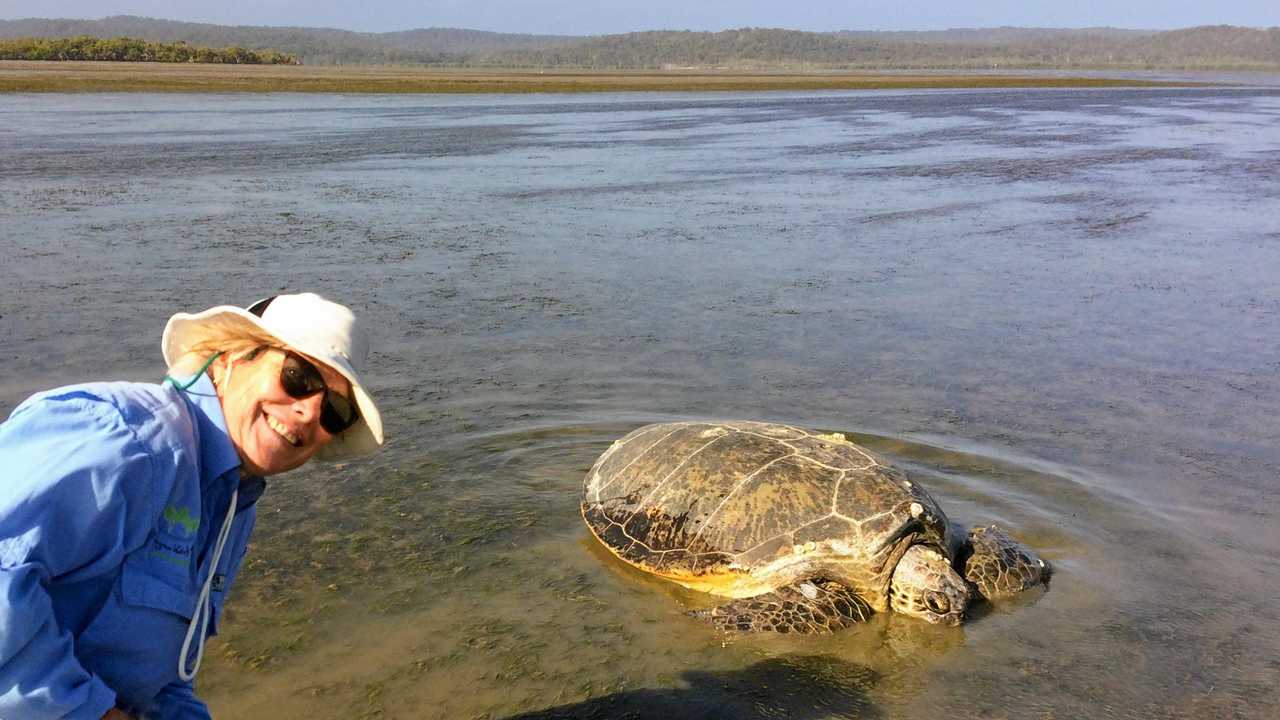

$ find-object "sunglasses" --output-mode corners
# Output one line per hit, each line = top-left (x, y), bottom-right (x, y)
(278, 350), (360, 435)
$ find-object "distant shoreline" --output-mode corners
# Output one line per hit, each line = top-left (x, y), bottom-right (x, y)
(0, 61), (1210, 93)
(2, 19), (1276, 71)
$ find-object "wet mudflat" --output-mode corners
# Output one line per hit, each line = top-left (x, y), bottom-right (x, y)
(2, 84), (1279, 718)
(0, 60), (1190, 94)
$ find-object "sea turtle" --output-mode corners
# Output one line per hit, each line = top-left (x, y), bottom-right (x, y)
(581, 421), (1049, 632)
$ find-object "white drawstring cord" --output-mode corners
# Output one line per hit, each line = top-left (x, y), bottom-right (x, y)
(178, 487), (238, 682)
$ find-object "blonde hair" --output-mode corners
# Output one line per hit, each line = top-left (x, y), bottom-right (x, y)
(167, 333), (278, 381)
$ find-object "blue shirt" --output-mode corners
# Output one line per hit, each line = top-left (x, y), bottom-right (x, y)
(0, 375), (263, 719)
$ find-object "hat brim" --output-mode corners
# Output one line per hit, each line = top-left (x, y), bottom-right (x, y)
(162, 306), (383, 461)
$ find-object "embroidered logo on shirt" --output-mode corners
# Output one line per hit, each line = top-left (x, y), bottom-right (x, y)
(147, 534), (194, 569)
(163, 505), (200, 537)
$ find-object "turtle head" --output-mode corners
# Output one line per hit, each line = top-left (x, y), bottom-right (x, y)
(889, 544), (971, 625)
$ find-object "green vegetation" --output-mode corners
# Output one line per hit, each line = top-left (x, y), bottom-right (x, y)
(0, 16), (1276, 70)
(0, 35), (297, 64)
(0, 16), (564, 66)
(478, 26), (1280, 70)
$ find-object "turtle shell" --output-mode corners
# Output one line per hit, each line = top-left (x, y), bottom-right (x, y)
(582, 421), (956, 610)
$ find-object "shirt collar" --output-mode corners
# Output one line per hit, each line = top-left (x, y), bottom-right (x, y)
(179, 372), (252, 490)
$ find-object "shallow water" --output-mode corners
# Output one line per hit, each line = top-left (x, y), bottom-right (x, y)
(2, 84), (1279, 718)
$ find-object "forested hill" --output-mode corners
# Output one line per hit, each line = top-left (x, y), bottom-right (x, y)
(1, 16), (1276, 70)
(478, 26), (1279, 70)
(0, 15), (572, 64)
(832, 27), (1157, 44)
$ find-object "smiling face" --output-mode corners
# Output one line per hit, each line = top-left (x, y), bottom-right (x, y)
(213, 346), (352, 476)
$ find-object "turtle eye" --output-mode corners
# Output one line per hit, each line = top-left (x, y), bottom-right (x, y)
(925, 592), (950, 615)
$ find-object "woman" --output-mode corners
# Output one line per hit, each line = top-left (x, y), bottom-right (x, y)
(0, 293), (384, 719)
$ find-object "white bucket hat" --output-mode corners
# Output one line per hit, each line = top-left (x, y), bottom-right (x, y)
(161, 292), (384, 460)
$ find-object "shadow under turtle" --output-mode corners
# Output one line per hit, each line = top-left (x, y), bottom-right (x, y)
(504, 654), (880, 720)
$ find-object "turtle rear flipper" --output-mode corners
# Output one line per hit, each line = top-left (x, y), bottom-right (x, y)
(962, 525), (1050, 600)
(691, 580), (872, 633)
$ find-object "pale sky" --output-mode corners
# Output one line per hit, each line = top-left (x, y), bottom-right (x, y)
(0, 1), (1274, 35)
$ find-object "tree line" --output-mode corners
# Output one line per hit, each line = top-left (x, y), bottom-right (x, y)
(0, 16), (569, 63)
(469, 26), (1280, 70)
(0, 18), (1276, 70)
(0, 36), (297, 64)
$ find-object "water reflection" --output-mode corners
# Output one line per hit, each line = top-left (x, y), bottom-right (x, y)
(3, 86), (1279, 718)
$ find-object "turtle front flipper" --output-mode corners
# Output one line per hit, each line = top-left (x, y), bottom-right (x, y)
(962, 525), (1051, 600)
(691, 580), (872, 633)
